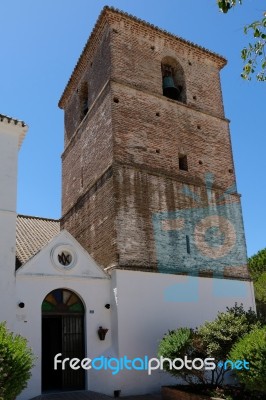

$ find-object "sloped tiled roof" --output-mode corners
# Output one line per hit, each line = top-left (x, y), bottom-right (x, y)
(16, 215), (60, 265)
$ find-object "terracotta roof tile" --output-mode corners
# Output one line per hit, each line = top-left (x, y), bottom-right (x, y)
(16, 215), (60, 265)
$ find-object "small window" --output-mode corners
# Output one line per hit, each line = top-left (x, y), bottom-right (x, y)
(179, 154), (188, 171)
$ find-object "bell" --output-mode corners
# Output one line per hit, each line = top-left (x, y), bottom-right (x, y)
(163, 76), (180, 100)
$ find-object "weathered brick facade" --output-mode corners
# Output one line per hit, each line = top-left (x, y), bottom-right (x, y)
(59, 7), (249, 279)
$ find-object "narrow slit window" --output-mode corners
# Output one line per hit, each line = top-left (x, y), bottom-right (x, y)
(80, 82), (88, 121)
(179, 155), (188, 171)
(186, 235), (191, 254)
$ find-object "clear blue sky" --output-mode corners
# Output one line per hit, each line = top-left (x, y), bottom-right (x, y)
(0, 0), (265, 257)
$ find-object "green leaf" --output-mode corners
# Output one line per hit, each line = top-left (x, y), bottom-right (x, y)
(241, 48), (248, 60)
(254, 29), (261, 38)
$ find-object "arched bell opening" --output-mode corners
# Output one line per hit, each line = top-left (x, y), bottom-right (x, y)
(41, 288), (85, 392)
(161, 57), (186, 103)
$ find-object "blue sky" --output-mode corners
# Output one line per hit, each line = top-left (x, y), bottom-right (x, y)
(0, 0), (265, 257)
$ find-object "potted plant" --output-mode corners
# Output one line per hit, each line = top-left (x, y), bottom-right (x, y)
(98, 326), (109, 341)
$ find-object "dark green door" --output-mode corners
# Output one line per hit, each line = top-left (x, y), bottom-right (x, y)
(42, 289), (85, 392)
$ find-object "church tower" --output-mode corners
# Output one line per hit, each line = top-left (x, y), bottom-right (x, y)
(0, 114), (27, 328)
(59, 7), (249, 281)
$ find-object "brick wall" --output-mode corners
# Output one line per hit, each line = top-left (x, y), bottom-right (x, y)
(113, 165), (249, 279)
(111, 81), (235, 190)
(162, 386), (214, 400)
(62, 86), (113, 216)
(108, 12), (225, 119)
(61, 169), (117, 268)
(63, 23), (112, 145)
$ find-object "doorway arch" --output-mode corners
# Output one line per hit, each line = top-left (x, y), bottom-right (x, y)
(42, 288), (85, 392)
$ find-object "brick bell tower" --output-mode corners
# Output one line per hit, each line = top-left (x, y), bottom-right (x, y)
(59, 7), (249, 281)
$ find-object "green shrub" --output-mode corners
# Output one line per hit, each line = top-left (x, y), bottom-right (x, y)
(158, 327), (203, 384)
(158, 327), (192, 360)
(229, 326), (266, 393)
(0, 322), (34, 400)
(198, 303), (260, 361)
(158, 304), (260, 386)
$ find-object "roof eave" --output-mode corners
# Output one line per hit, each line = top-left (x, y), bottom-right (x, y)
(0, 114), (28, 149)
(58, 6), (227, 110)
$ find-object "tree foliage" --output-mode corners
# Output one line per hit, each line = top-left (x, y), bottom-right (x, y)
(217, 0), (242, 13)
(248, 247), (266, 280)
(217, 1), (266, 81)
(0, 322), (34, 400)
(229, 326), (266, 392)
(254, 272), (266, 303)
(248, 248), (266, 324)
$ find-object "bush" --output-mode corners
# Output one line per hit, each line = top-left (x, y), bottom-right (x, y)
(158, 327), (206, 384)
(198, 303), (260, 360)
(158, 304), (260, 386)
(229, 326), (266, 393)
(158, 327), (192, 362)
(0, 322), (34, 400)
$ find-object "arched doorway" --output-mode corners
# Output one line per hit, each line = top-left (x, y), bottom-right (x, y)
(42, 288), (85, 392)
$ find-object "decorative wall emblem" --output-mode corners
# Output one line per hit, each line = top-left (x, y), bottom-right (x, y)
(51, 244), (77, 271)
(58, 251), (72, 266)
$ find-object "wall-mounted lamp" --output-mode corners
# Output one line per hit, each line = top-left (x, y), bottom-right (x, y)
(18, 302), (25, 309)
(98, 326), (109, 341)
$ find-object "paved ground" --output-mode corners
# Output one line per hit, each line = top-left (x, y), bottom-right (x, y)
(31, 390), (162, 400)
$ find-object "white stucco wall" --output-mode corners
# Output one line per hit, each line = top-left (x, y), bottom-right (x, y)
(14, 230), (256, 399)
(109, 269), (256, 396)
(16, 275), (112, 400)
(0, 119), (27, 329)
(15, 231), (113, 400)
